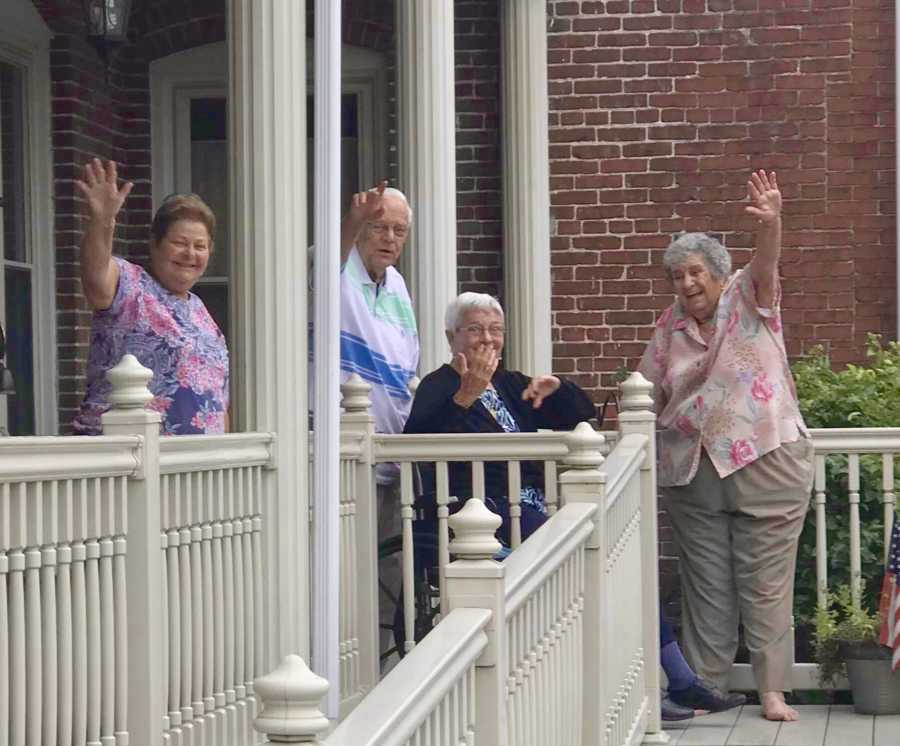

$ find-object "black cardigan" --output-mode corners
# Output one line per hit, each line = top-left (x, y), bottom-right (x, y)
(403, 364), (595, 504)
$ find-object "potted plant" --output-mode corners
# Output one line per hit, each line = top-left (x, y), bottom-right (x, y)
(815, 585), (900, 714)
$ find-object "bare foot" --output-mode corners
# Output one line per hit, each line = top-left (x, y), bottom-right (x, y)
(761, 691), (798, 721)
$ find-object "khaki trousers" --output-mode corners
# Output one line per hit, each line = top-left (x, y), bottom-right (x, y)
(662, 437), (813, 693)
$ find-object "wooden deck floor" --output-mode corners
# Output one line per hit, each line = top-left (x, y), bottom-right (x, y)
(662, 705), (900, 746)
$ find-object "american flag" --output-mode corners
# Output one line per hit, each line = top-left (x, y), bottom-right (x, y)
(878, 517), (900, 670)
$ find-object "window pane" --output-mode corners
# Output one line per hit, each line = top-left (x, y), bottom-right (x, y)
(0, 62), (26, 263)
(190, 98), (228, 278)
(192, 282), (228, 348)
(5, 266), (34, 435)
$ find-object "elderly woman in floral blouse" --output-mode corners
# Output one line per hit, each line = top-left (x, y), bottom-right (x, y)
(639, 171), (813, 722)
(73, 159), (228, 435)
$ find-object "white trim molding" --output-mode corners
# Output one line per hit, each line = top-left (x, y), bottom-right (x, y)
(227, 0), (308, 670)
(0, 0), (57, 435)
(396, 0), (458, 375)
(501, 0), (553, 376)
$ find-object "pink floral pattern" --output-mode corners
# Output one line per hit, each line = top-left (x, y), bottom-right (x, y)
(74, 258), (229, 436)
(638, 267), (807, 487)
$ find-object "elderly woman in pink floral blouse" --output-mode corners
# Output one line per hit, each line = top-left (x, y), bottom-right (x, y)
(639, 170), (813, 722)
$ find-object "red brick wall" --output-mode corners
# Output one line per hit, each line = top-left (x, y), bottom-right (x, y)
(547, 0), (897, 403)
(455, 0), (504, 298)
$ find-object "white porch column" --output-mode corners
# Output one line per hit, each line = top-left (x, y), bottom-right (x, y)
(396, 0), (457, 374)
(501, 0), (553, 375)
(227, 0), (307, 672)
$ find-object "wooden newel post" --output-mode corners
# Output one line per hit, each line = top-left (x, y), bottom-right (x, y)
(445, 499), (508, 746)
(559, 422), (608, 746)
(101, 354), (164, 746)
(339, 374), (379, 695)
(253, 655), (330, 743)
(618, 372), (666, 742)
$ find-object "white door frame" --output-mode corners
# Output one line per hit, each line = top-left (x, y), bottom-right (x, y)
(0, 0), (56, 435)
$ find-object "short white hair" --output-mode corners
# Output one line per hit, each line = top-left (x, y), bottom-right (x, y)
(444, 292), (504, 333)
(382, 187), (413, 224)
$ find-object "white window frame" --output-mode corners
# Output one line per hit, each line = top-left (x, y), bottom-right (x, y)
(0, 0), (56, 434)
(151, 40), (387, 349)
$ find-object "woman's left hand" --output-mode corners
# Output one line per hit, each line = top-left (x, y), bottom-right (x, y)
(522, 375), (561, 409)
(745, 170), (781, 225)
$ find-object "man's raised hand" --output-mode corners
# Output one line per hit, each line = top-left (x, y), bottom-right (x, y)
(348, 180), (388, 224)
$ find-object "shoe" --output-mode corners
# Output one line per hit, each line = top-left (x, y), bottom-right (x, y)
(668, 678), (747, 712)
(660, 693), (694, 721)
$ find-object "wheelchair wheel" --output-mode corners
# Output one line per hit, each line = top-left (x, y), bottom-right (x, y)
(377, 533), (441, 667)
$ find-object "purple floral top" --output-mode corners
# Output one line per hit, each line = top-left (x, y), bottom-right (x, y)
(73, 257), (229, 436)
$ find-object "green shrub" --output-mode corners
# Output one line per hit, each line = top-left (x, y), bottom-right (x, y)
(814, 585), (881, 687)
(792, 335), (900, 634)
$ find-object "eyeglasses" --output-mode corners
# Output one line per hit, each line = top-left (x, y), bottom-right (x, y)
(369, 222), (409, 238)
(458, 324), (505, 337)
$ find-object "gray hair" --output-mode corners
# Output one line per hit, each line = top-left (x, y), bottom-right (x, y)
(444, 292), (504, 333)
(382, 187), (413, 224)
(662, 232), (731, 281)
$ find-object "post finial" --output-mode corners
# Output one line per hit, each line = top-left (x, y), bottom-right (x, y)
(253, 655), (329, 742)
(564, 421), (606, 469)
(619, 372), (654, 412)
(106, 354), (154, 409)
(340, 373), (372, 413)
(448, 498), (503, 560)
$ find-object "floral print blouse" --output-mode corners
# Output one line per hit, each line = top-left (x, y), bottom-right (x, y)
(73, 257), (229, 436)
(638, 266), (807, 487)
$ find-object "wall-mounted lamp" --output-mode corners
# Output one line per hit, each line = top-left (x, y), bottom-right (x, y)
(83, 0), (132, 60)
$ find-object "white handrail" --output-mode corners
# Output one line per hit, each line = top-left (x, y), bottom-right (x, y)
(158, 433), (274, 473)
(373, 430), (572, 462)
(504, 502), (596, 616)
(326, 607), (491, 745)
(0, 436), (141, 481)
(808, 427), (900, 453)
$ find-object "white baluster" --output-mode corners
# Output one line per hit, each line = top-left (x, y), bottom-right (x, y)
(72, 541), (88, 744)
(113, 537), (128, 743)
(41, 546), (58, 745)
(100, 538), (115, 745)
(242, 517), (255, 694)
(436, 461), (451, 617)
(883, 453), (896, 565)
(179, 526), (194, 735)
(10, 549), (25, 746)
(400, 460), (416, 653)
(212, 519), (226, 721)
(201, 522), (216, 733)
(815, 455), (828, 609)
(166, 529), (182, 734)
(849, 453), (862, 606)
(86, 539), (101, 746)
(253, 655), (329, 743)
(190, 525), (204, 728)
(507, 461), (522, 549)
(0, 553), (8, 746)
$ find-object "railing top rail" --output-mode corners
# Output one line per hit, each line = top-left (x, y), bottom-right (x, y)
(372, 430), (572, 462)
(0, 435), (142, 482)
(808, 427), (900, 454)
(600, 432), (648, 509)
(504, 502), (597, 616)
(158, 432), (275, 474)
(326, 607), (491, 746)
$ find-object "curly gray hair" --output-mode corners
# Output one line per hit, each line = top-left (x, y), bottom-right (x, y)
(444, 292), (504, 333)
(662, 232), (731, 281)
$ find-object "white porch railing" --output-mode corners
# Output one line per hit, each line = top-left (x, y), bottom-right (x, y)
(728, 426), (900, 691)
(0, 355), (284, 746)
(261, 372), (665, 746)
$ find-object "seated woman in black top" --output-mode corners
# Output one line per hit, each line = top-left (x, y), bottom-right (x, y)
(403, 292), (595, 547)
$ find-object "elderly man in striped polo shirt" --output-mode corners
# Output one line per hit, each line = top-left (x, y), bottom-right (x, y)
(339, 182), (419, 533)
